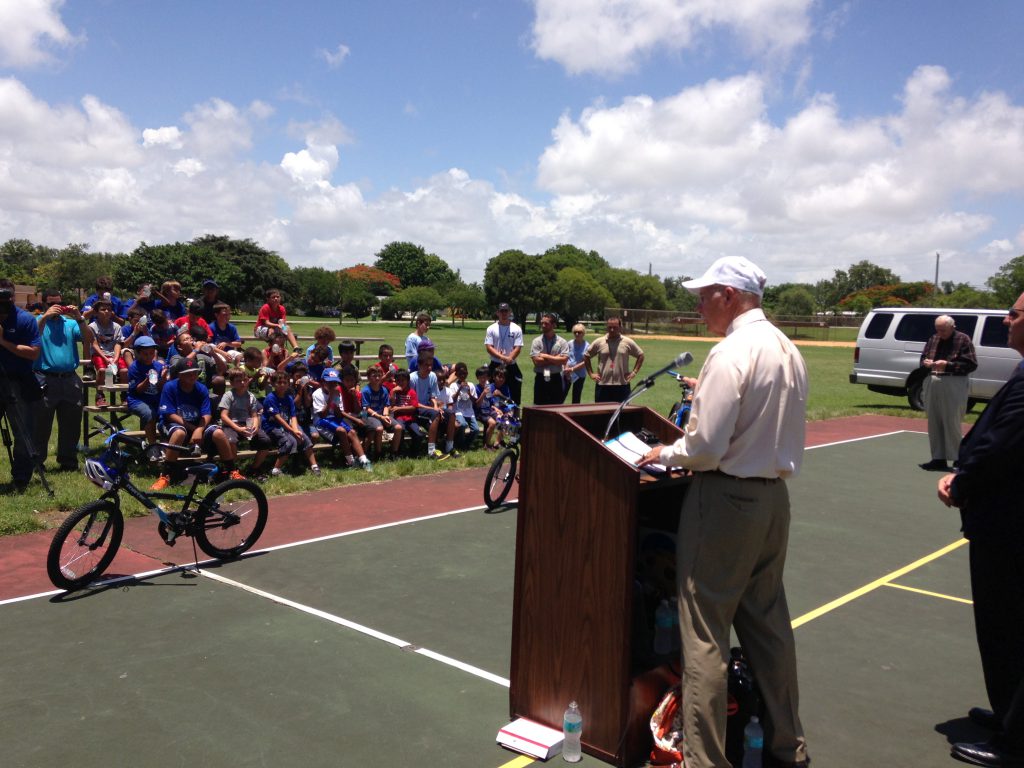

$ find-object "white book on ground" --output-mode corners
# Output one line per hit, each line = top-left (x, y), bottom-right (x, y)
(496, 717), (564, 760)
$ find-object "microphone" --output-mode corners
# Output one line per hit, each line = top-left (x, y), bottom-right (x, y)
(641, 352), (693, 385)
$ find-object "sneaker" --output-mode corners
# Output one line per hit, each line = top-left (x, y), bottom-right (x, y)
(229, 469), (246, 481)
(270, 467), (283, 477)
(94, 394), (107, 407)
(360, 460), (373, 472)
(311, 465), (321, 476)
(446, 449), (462, 459)
(150, 475), (171, 491)
(428, 449), (448, 461)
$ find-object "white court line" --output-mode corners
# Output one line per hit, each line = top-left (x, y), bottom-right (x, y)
(804, 429), (921, 451)
(201, 569), (511, 688)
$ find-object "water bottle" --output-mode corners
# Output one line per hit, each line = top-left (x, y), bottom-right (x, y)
(148, 368), (159, 386)
(107, 361), (118, 380)
(563, 701), (582, 762)
(742, 716), (763, 768)
(653, 599), (674, 655)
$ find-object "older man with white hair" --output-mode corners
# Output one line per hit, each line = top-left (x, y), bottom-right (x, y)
(919, 315), (977, 471)
(639, 255), (810, 768)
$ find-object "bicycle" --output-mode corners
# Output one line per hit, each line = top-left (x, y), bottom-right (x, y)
(483, 398), (522, 510)
(666, 373), (694, 429)
(46, 418), (269, 591)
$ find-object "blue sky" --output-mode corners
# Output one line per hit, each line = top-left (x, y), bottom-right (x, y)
(2, 0), (1023, 289)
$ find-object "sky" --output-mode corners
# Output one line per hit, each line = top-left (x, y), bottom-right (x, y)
(1, 0), (1023, 290)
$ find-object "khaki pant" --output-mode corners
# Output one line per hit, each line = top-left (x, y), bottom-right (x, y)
(923, 373), (969, 461)
(676, 473), (808, 768)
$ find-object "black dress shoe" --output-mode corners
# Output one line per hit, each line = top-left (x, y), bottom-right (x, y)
(919, 459), (950, 471)
(952, 740), (1024, 767)
(970, 707), (1004, 731)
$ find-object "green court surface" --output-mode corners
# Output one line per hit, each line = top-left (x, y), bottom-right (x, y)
(0, 430), (990, 767)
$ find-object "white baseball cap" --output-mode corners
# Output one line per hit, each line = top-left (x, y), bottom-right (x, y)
(681, 256), (767, 297)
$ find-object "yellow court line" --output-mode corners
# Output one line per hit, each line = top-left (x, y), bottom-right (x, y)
(496, 756), (535, 768)
(791, 538), (968, 629)
(884, 582), (973, 605)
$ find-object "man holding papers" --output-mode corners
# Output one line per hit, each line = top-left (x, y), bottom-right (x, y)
(638, 256), (810, 768)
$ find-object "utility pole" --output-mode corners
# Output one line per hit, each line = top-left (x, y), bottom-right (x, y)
(934, 252), (940, 294)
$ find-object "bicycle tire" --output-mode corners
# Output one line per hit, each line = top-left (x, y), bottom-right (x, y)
(46, 500), (124, 591)
(194, 479), (268, 560)
(484, 448), (518, 510)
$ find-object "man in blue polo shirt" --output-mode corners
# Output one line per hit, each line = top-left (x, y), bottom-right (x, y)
(33, 287), (93, 473)
(0, 278), (42, 491)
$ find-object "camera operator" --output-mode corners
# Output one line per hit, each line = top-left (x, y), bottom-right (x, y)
(0, 278), (42, 492)
(34, 288), (93, 472)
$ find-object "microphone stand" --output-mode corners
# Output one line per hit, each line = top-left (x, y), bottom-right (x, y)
(603, 375), (659, 442)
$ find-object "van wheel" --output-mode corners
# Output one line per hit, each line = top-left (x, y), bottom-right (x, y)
(906, 373), (926, 411)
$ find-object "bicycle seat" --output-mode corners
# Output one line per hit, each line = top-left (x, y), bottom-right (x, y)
(184, 463), (219, 482)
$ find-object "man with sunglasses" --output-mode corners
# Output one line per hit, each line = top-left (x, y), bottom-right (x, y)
(0, 278), (42, 492)
(33, 288), (93, 472)
(919, 315), (977, 471)
(939, 297), (1024, 767)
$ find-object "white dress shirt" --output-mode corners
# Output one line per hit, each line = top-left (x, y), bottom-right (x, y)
(659, 308), (808, 479)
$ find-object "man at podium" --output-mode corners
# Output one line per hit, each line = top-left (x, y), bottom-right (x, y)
(638, 256), (810, 768)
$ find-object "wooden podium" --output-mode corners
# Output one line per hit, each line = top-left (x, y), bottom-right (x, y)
(508, 403), (690, 767)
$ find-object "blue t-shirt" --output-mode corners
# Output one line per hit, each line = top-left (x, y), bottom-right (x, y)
(484, 382), (512, 410)
(1, 306), (41, 376)
(210, 321), (241, 346)
(149, 322), (177, 353)
(361, 384), (390, 414)
(262, 390), (297, 431)
(127, 358), (165, 410)
(158, 379), (211, 427)
(409, 370), (441, 408)
(154, 299), (186, 322)
(34, 316), (82, 373)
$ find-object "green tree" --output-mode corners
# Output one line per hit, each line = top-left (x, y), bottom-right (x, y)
(987, 254), (1024, 305)
(539, 244), (609, 274)
(0, 239), (57, 283)
(663, 276), (699, 312)
(340, 281), (376, 321)
(773, 286), (816, 318)
(443, 282), (487, 326)
(482, 249), (555, 322)
(846, 260), (900, 292)
(292, 267), (341, 314)
(550, 267), (615, 330)
(604, 268), (668, 310)
(373, 241), (456, 288)
(927, 286), (1000, 308)
(33, 243), (118, 301)
(379, 286), (445, 321)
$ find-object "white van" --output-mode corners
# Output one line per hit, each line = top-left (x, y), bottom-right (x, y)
(849, 307), (1018, 410)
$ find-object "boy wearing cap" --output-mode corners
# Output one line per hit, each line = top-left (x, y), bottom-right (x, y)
(126, 336), (165, 444)
(637, 256), (810, 768)
(152, 359), (239, 490)
(312, 368), (372, 470)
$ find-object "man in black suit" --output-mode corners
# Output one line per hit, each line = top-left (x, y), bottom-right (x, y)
(939, 293), (1024, 767)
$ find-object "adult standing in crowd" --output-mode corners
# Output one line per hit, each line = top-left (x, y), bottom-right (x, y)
(938, 296), (1024, 767)
(919, 314), (977, 471)
(583, 316), (644, 403)
(529, 312), (569, 405)
(562, 323), (590, 404)
(0, 278), (42, 492)
(638, 256), (810, 768)
(485, 302), (523, 405)
(33, 288), (93, 472)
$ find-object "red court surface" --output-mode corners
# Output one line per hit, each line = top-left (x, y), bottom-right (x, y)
(0, 415), (928, 602)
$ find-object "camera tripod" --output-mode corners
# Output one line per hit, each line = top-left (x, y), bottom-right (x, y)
(0, 364), (54, 497)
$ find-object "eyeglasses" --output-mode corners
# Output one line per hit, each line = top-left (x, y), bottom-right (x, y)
(1009, 307), (1024, 319)
(573, 331), (584, 335)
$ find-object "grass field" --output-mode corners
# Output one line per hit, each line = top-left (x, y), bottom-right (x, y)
(0, 316), (932, 536)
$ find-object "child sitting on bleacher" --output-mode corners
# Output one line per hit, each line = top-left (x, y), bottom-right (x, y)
(148, 309), (176, 359)
(120, 305), (148, 368)
(448, 362), (481, 449)
(372, 343), (399, 392)
(257, 371), (319, 478)
(153, 280), (186, 321)
(210, 302), (243, 364)
(410, 351), (459, 460)
(474, 366), (491, 427)
(390, 369), (424, 455)
(482, 365), (512, 449)
(242, 346), (269, 397)
(361, 364), (402, 459)
(290, 361), (318, 442)
(218, 367), (274, 474)
(174, 300), (212, 342)
(126, 335), (165, 444)
(304, 326), (336, 379)
(337, 339), (357, 373)
(340, 364), (375, 459)
(88, 299), (126, 407)
(264, 330), (299, 374)
(313, 368), (372, 471)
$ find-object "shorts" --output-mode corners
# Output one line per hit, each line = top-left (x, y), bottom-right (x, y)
(363, 415), (385, 432)
(91, 354), (128, 372)
(127, 400), (156, 425)
(267, 425), (312, 455)
(223, 426), (273, 449)
(159, 421), (221, 452)
(254, 325), (271, 340)
(315, 416), (352, 436)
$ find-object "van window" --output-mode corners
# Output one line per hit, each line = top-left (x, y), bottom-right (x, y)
(864, 313), (893, 339)
(894, 314), (978, 342)
(980, 316), (1010, 348)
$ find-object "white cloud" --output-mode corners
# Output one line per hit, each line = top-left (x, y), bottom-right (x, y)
(0, 69), (1021, 291)
(317, 43), (351, 69)
(0, 0), (80, 68)
(531, 0), (812, 76)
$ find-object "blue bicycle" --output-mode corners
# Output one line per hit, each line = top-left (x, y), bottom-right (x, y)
(666, 373), (694, 428)
(46, 418), (268, 591)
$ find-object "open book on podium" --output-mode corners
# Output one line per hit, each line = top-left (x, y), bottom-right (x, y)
(604, 430), (669, 474)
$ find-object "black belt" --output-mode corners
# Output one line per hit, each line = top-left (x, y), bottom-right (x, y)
(40, 370), (77, 378)
(930, 372), (967, 377)
(700, 469), (781, 484)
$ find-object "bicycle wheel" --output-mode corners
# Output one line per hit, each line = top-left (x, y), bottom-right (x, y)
(194, 479), (268, 559)
(46, 500), (124, 591)
(484, 448), (518, 509)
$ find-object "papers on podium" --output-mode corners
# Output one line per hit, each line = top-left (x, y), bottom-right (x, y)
(604, 431), (668, 474)
(496, 717), (564, 759)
